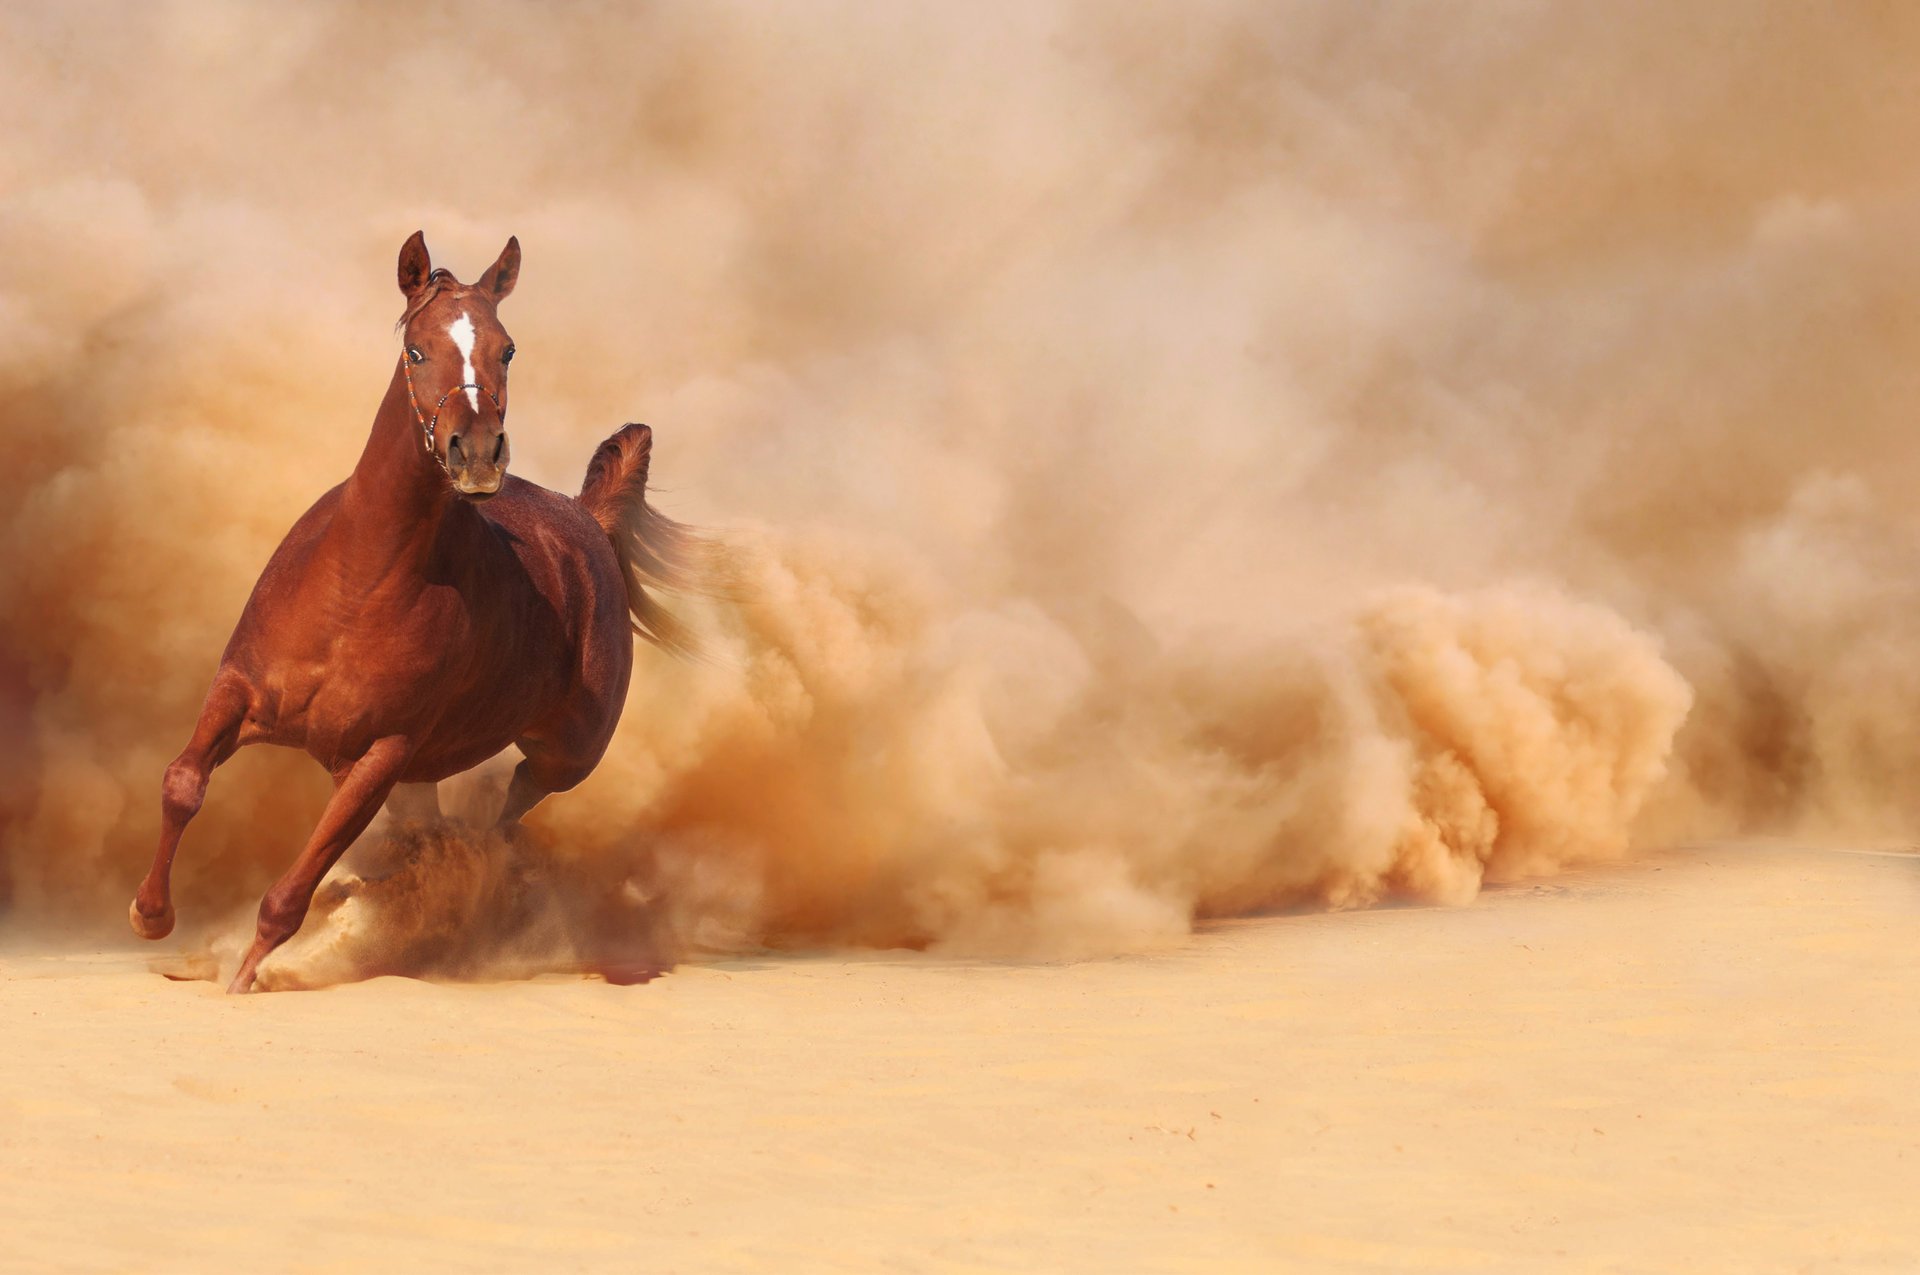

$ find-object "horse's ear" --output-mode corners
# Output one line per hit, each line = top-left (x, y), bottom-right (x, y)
(481, 236), (520, 301)
(398, 231), (431, 298)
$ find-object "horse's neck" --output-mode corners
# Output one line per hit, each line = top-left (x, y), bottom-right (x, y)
(332, 361), (465, 582)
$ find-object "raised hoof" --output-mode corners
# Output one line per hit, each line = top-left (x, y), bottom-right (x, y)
(128, 898), (175, 941)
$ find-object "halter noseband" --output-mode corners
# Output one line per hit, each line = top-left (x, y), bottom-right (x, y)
(402, 346), (506, 479)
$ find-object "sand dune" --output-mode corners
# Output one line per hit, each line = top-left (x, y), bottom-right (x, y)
(5, 842), (1915, 1273)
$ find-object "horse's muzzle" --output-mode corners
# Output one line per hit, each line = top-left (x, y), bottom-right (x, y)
(448, 429), (509, 499)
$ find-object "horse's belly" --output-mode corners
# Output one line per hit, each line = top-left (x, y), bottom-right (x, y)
(287, 645), (548, 778)
(401, 716), (531, 783)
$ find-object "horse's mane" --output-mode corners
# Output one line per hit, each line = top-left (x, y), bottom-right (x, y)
(395, 268), (463, 331)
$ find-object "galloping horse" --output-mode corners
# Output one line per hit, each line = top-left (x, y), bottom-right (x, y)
(129, 232), (694, 992)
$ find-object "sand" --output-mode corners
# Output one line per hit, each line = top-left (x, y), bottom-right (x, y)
(3, 842), (1917, 1273)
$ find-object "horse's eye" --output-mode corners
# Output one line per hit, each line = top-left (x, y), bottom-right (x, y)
(407, 346), (424, 365)
(502, 345), (515, 365)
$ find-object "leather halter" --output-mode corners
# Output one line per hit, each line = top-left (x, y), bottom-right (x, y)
(402, 345), (505, 478)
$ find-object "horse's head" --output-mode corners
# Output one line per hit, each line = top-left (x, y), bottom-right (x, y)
(395, 231), (519, 500)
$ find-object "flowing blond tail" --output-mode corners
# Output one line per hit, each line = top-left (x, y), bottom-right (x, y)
(578, 422), (710, 658)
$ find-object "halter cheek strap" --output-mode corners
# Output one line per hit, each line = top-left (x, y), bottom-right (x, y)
(402, 349), (506, 478)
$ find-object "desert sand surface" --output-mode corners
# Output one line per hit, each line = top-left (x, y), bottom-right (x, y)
(4, 842), (1917, 1274)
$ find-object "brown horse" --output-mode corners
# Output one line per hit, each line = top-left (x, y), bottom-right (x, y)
(129, 232), (695, 992)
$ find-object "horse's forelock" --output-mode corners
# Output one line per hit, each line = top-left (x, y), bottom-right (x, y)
(394, 270), (468, 332)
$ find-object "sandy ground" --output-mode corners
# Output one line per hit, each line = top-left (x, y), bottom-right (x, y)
(3, 842), (1917, 1274)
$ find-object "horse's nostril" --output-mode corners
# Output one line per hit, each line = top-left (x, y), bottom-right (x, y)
(448, 435), (465, 466)
(492, 434), (506, 464)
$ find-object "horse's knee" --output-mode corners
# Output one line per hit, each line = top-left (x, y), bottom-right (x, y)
(161, 758), (208, 824)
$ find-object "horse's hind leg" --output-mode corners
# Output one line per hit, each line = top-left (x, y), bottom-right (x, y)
(496, 735), (605, 829)
(500, 739), (666, 984)
(130, 675), (250, 940)
(228, 736), (410, 994)
(497, 760), (550, 828)
(497, 758), (563, 828)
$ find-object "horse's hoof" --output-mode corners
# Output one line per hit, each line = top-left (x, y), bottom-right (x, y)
(128, 898), (175, 941)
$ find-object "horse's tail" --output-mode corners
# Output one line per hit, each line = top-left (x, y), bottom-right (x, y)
(578, 422), (705, 658)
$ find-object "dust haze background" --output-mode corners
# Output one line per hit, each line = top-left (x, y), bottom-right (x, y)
(4, 2), (1919, 978)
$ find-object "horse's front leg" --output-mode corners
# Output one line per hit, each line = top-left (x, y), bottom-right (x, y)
(131, 674), (251, 940)
(228, 736), (411, 994)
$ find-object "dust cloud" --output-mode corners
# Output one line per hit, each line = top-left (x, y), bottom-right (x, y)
(3, 3), (1918, 980)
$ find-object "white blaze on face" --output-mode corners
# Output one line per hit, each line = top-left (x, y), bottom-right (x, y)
(447, 312), (480, 412)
